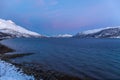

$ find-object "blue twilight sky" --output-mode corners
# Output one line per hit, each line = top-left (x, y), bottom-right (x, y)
(0, 0), (120, 35)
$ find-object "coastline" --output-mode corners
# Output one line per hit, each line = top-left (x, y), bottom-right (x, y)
(0, 42), (35, 80)
(0, 40), (92, 80)
(0, 43), (14, 54)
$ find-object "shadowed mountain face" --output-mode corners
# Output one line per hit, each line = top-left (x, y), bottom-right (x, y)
(0, 32), (13, 40)
(74, 28), (120, 38)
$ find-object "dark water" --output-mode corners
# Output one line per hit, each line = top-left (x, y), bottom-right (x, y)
(1, 38), (120, 79)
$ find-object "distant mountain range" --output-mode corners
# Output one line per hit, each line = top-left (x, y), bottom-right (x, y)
(73, 27), (120, 38)
(53, 34), (72, 38)
(0, 19), (43, 39)
(1, 19), (120, 39)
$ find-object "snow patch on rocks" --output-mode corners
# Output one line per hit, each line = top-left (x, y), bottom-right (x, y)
(0, 60), (35, 80)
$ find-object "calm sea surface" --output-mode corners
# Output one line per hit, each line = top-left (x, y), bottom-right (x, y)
(1, 38), (120, 79)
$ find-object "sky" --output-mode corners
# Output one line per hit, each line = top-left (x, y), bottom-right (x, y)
(0, 0), (120, 36)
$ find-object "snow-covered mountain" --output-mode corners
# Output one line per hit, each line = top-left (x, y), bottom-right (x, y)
(54, 34), (73, 38)
(74, 27), (120, 38)
(0, 19), (42, 39)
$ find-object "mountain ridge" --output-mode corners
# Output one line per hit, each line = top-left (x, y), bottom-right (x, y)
(74, 27), (120, 38)
(1, 18), (120, 39)
(0, 19), (43, 39)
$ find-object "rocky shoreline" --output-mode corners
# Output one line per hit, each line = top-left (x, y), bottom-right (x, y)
(0, 43), (14, 54)
(0, 42), (93, 80)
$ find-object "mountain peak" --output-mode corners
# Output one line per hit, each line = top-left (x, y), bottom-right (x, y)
(0, 19), (42, 39)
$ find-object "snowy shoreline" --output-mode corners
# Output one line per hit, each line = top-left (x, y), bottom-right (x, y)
(0, 60), (35, 80)
(0, 43), (36, 80)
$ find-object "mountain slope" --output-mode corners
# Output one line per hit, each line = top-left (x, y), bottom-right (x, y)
(74, 27), (120, 38)
(0, 19), (42, 39)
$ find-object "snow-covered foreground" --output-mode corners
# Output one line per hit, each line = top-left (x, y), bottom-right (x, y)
(0, 60), (35, 80)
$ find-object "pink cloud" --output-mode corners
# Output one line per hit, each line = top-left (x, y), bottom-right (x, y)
(49, 0), (58, 6)
(49, 2), (114, 29)
(35, 0), (58, 7)
(36, 0), (45, 6)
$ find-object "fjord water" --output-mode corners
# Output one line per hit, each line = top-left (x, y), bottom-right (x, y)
(1, 38), (120, 79)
